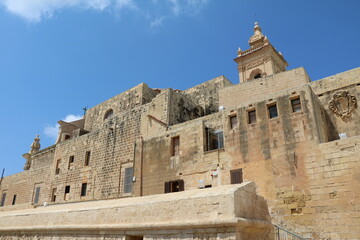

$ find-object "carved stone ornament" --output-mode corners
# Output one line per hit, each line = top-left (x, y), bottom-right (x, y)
(329, 91), (357, 119)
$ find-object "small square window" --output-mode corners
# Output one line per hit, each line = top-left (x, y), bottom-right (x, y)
(268, 104), (278, 119)
(81, 183), (87, 197)
(230, 169), (243, 184)
(248, 110), (256, 124)
(291, 97), (302, 112)
(230, 115), (237, 129)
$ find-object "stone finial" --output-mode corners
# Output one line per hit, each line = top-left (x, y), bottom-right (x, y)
(249, 21), (264, 47)
(30, 135), (41, 154)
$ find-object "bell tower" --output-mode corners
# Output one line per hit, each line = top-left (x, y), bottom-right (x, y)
(234, 22), (288, 83)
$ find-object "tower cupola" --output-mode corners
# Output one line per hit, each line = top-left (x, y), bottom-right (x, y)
(234, 22), (288, 83)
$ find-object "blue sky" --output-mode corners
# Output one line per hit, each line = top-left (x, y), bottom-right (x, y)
(0, 0), (359, 177)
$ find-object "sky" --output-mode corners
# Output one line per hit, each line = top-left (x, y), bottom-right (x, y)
(0, 0), (359, 177)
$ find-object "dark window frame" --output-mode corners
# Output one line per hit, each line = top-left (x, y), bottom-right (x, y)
(248, 110), (256, 124)
(291, 97), (302, 113)
(268, 104), (278, 119)
(81, 183), (87, 197)
(205, 128), (224, 151)
(230, 169), (243, 184)
(164, 179), (184, 193)
(229, 115), (238, 129)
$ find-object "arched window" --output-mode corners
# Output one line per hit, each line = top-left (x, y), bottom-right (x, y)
(104, 109), (113, 120)
(248, 69), (265, 80)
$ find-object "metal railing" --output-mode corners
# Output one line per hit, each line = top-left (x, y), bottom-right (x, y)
(274, 225), (308, 240)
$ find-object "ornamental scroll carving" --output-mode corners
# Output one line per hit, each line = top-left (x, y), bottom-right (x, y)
(329, 91), (357, 119)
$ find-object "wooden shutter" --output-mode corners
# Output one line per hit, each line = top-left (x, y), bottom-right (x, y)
(164, 181), (170, 193)
(230, 169), (243, 184)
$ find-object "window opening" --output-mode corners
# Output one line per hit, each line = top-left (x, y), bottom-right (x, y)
(254, 73), (262, 79)
(205, 185), (212, 188)
(0, 193), (6, 207)
(291, 97), (302, 112)
(12, 195), (17, 205)
(268, 104), (278, 119)
(64, 134), (71, 140)
(171, 136), (180, 156)
(206, 128), (224, 151)
(81, 183), (87, 197)
(64, 185), (70, 200)
(85, 151), (91, 166)
(230, 169), (243, 184)
(124, 167), (133, 194)
(164, 179), (184, 193)
(34, 187), (41, 204)
(104, 109), (114, 120)
(55, 159), (61, 175)
(68, 155), (74, 170)
(248, 110), (256, 124)
(230, 115), (237, 129)
(51, 188), (57, 202)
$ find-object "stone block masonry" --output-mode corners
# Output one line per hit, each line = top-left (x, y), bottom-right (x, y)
(0, 183), (274, 240)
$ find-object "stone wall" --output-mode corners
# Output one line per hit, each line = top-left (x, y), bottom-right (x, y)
(183, 76), (233, 115)
(219, 67), (310, 110)
(310, 67), (360, 138)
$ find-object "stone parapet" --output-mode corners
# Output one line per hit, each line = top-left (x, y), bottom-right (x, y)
(0, 182), (273, 240)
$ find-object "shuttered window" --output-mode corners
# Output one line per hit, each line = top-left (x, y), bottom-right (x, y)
(248, 110), (256, 124)
(230, 115), (237, 129)
(34, 187), (40, 204)
(230, 169), (243, 184)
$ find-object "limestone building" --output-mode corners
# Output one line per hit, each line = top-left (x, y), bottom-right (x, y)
(0, 23), (359, 240)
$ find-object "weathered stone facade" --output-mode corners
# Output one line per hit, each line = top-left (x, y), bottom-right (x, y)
(0, 22), (360, 239)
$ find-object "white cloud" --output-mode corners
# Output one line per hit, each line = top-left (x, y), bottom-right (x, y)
(44, 114), (83, 140)
(0, 0), (136, 22)
(150, 0), (209, 28)
(150, 16), (167, 27)
(0, 0), (209, 25)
